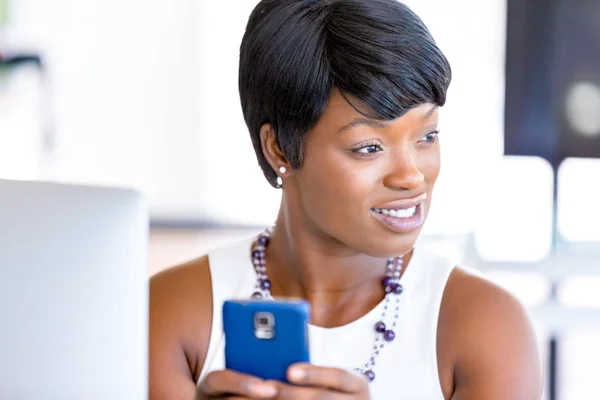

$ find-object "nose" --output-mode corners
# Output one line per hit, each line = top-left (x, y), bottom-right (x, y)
(382, 146), (425, 191)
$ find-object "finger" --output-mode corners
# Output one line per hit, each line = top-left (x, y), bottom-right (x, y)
(199, 370), (278, 398)
(287, 364), (368, 393)
(273, 382), (345, 400)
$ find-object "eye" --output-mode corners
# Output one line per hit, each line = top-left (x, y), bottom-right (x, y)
(352, 143), (383, 156)
(419, 130), (440, 144)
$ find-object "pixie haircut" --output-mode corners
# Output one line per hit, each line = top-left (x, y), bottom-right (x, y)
(239, 0), (452, 187)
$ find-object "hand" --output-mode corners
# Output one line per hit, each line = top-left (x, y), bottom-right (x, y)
(196, 369), (278, 400)
(273, 363), (371, 399)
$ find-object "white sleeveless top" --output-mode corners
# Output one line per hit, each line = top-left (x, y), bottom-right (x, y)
(198, 237), (456, 399)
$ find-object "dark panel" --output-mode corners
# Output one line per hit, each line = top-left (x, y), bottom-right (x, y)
(505, 0), (600, 167)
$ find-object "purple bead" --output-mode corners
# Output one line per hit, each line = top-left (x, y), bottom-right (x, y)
(252, 292), (263, 299)
(258, 236), (269, 246)
(252, 250), (261, 260)
(392, 283), (404, 295)
(384, 330), (396, 342)
(381, 276), (392, 288)
(364, 370), (376, 382)
(260, 279), (272, 290)
(375, 321), (386, 333)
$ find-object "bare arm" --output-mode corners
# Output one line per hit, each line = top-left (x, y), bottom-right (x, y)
(441, 269), (544, 400)
(149, 257), (213, 400)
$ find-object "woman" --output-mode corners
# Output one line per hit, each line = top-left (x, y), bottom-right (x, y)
(150, 0), (543, 399)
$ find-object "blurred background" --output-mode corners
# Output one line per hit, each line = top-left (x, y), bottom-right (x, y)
(0, 0), (599, 398)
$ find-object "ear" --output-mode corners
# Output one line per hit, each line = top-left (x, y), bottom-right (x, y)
(260, 123), (291, 175)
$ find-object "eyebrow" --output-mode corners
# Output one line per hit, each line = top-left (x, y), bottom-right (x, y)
(336, 118), (389, 134)
(336, 105), (439, 135)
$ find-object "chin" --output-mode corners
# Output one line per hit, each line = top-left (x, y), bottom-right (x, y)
(364, 230), (423, 259)
(335, 222), (422, 259)
(353, 210), (429, 258)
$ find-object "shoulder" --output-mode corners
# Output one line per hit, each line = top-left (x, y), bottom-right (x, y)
(437, 266), (544, 399)
(149, 255), (213, 384)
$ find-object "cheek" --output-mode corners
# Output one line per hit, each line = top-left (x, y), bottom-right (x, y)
(298, 146), (376, 211)
(420, 148), (441, 185)
(301, 157), (367, 201)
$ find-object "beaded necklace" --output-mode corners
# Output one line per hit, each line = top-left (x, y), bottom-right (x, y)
(249, 227), (406, 382)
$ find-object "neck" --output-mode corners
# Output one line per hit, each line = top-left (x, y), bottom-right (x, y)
(264, 202), (412, 327)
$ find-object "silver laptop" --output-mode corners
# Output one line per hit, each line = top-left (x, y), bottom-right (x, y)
(0, 179), (149, 399)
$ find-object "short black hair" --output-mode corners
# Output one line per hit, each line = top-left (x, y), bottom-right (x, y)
(239, 0), (452, 188)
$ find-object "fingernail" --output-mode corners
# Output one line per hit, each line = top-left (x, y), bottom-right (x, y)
(254, 383), (278, 397)
(289, 367), (306, 381)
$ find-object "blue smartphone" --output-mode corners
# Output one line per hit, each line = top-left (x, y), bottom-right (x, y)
(223, 299), (311, 383)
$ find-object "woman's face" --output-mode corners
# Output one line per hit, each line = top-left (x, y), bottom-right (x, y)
(292, 89), (441, 257)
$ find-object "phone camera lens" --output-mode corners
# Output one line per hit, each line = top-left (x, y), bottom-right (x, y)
(254, 312), (275, 339)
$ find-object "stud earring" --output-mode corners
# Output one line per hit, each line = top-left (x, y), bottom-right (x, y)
(279, 166), (287, 174)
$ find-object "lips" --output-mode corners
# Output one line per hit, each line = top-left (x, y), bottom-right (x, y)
(371, 193), (427, 212)
(370, 201), (425, 234)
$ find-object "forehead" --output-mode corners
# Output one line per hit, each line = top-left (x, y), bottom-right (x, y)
(313, 89), (438, 134)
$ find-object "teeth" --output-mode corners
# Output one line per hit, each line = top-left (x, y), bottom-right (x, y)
(374, 206), (417, 218)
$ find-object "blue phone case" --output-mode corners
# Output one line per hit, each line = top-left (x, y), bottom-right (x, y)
(223, 299), (311, 383)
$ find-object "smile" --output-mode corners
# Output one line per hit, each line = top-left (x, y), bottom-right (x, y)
(370, 204), (424, 234)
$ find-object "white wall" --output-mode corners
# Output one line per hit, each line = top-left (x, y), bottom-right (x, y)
(194, 0), (281, 226)
(4, 0), (204, 219)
